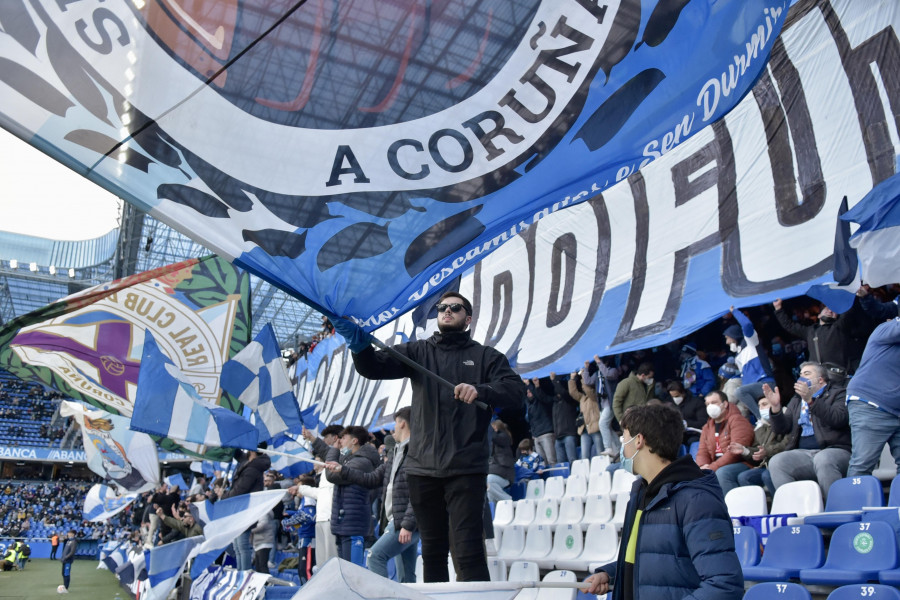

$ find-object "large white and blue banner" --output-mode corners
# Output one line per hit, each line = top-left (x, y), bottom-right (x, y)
(0, 0), (786, 326)
(292, 0), (900, 429)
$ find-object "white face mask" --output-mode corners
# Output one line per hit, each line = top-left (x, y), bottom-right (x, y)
(759, 408), (770, 421)
(729, 342), (740, 353)
(644, 376), (654, 386)
(706, 403), (723, 420)
(671, 396), (684, 406)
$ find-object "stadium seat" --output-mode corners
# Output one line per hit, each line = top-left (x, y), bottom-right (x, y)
(770, 481), (824, 521)
(725, 486), (768, 518)
(611, 493), (630, 531)
(557, 522), (619, 572)
(535, 570), (578, 600)
(610, 470), (637, 496)
(873, 443), (898, 482)
(494, 499), (515, 527)
(526, 478), (545, 501)
(544, 476), (566, 500)
(733, 526), (761, 568)
(590, 455), (611, 477)
(743, 582), (812, 600)
(880, 568), (900, 586)
(570, 459), (590, 480)
(582, 494), (613, 525)
(564, 474), (587, 498)
(742, 524), (825, 581)
(497, 525), (526, 562)
(804, 476), (884, 528)
(556, 496), (584, 528)
(487, 558), (507, 582)
(508, 560), (541, 600)
(799, 521), (899, 585)
(513, 499), (538, 527)
(587, 470), (612, 496)
(547, 524), (583, 570)
(533, 497), (559, 528)
(888, 475), (900, 507)
(826, 585), (900, 600)
(688, 441), (700, 460)
(521, 524), (553, 563)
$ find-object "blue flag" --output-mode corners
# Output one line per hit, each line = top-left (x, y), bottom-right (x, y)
(806, 196), (860, 314)
(844, 172), (900, 288)
(131, 331), (259, 450)
(143, 536), (204, 600)
(268, 434), (317, 478)
(83, 484), (138, 522)
(220, 324), (302, 442)
(300, 404), (320, 431)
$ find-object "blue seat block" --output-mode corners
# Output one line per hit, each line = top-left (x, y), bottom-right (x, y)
(799, 521), (899, 585)
(743, 582), (812, 600)
(826, 585), (900, 600)
(742, 525), (824, 582)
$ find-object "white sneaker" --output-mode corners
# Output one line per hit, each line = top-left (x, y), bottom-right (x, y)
(57, 585), (69, 594)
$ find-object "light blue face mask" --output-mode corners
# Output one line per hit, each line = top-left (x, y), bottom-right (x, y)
(619, 435), (640, 475)
(797, 376), (813, 387)
(340, 447), (351, 456)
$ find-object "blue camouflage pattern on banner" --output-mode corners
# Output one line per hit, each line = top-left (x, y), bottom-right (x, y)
(0, 0), (786, 328)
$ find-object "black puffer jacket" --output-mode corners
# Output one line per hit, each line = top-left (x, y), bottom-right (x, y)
(325, 443), (380, 536)
(336, 442), (416, 532)
(549, 379), (578, 438)
(352, 330), (525, 477)
(769, 382), (851, 451)
(224, 453), (271, 498)
(525, 383), (555, 437)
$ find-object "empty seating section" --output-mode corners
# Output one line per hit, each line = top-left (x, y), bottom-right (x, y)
(826, 585), (900, 600)
(799, 521), (898, 585)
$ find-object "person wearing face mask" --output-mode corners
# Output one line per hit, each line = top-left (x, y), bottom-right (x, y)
(664, 381), (706, 447)
(723, 397), (791, 495)
(612, 362), (656, 424)
(724, 306), (776, 420)
(772, 298), (870, 374)
(580, 403), (744, 600)
(762, 361), (851, 500)
(696, 391), (754, 494)
(678, 343), (716, 398)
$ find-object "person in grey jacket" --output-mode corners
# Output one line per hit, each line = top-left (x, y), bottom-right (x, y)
(326, 407), (418, 582)
(486, 419), (516, 502)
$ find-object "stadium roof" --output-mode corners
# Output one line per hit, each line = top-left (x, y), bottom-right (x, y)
(0, 203), (324, 349)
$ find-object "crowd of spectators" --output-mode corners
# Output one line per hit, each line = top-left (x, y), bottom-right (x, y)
(0, 372), (77, 448)
(0, 478), (113, 541)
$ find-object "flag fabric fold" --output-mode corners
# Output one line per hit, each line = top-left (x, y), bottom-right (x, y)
(143, 536), (205, 600)
(83, 484), (139, 522)
(843, 172), (900, 287)
(220, 324), (302, 442)
(61, 401), (159, 493)
(806, 196), (860, 313)
(188, 489), (288, 578)
(131, 331), (259, 450)
(267, 434), (317, 478)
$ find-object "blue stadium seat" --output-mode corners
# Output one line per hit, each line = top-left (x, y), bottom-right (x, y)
(826, 585), (900, 600)
(804, 476), (884, 529)
(742, 525), (824, 581)
(879, 568), (900, 586)
(889, 475), (900, 507)
(799, 521), (899, 585)
(689, 442), (699, 460)
(733, 526), (761, 568)
(743, 582), (812, 600)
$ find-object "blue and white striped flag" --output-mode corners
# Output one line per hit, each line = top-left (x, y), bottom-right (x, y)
(143, 536), (205, 600)
(131, 331), (259, 449)
(220, 324), (302, 442)
(116, 550), (146, 586)
(83, 484), (138, 522)
(100, 541), (129, 572)
(188, 489), (288, 577)
(843, 172), (900, 288)
(268, 434), (316, 478)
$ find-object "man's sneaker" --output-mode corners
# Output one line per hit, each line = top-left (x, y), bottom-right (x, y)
(57, 585), (69, 594)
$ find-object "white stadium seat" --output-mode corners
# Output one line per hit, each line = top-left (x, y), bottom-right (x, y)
(583, 494), (613, 524)
(513, 499), (537, 527)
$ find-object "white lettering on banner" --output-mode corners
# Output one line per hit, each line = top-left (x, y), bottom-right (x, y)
(0, 447), (38, 459)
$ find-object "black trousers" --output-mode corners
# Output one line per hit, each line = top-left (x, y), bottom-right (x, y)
(407, 473), (489, 582)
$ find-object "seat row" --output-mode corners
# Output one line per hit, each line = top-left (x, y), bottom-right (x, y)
(734, 520), (900, 586)
(490, 522), (620, 573)
(745, 583), (900, 600)
(520, 467), (638, 503)
(493, 493), (630, 532)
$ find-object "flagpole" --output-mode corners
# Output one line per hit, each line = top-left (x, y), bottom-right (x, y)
(256, 447), (327, 467)
(369, 337), (490, 411)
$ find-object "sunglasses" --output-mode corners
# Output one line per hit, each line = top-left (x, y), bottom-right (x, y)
(435, 303), (467, 314)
